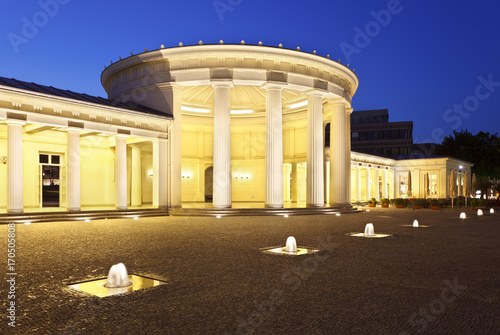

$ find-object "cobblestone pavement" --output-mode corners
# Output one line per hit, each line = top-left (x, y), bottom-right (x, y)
(1, 207), (499, 335)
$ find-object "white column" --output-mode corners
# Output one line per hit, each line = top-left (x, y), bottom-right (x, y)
(383, 169), (388, 198)
(365, 167), (371, 201)
(306, 93), (324, 207)
(264, 84), (284, 208)
(115, 135), (128, 210)
(153, 138), (169, 210)
(212, 82), (233, 208)
(67, 129), (81, 211)
(162, 84), (182, 208)
(356, 166), (362, 202)
(374, 168), (380, 201)
(6, 120), (25, 213)
(131, 145), (142, 207)
(330, 102), (347, 205)
(345, 108), (352, 203)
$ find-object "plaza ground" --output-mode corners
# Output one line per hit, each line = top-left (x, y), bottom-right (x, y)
(1, 207), (499, 334)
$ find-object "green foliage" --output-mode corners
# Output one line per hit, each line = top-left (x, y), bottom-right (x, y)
(369, 197), (377, 205)
(414, 198), (427, 207)
(380, 198), (390, 205)
(429, 199), (440, 207)
(436, 130), (500, 179)
(394, 198), (407, 206)
(470, 199), (487, 207)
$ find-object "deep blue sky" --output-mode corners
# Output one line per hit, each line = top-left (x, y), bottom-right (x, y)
(1, 0), (499, 143)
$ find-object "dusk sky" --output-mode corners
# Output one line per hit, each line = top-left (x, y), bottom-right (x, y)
(1, 0), (499, 143)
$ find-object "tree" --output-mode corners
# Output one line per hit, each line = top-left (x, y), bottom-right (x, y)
(436, 130), (500, 179)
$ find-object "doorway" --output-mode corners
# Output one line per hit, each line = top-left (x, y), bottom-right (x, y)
(40, 154), (61, 207)
(204, 166), (213, 202)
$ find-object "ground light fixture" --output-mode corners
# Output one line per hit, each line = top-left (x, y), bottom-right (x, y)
(477, 209), (484, 216)
(67, 263), (167, 298)
(460, 212), (467, 219)
(260, 236), (320, 256)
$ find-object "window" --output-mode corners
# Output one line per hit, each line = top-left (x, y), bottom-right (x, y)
(400, 147), (408, 155)
(39, 154), (49, 164)
(51, 155), (60, 164)
(400, 176), (408, 196)
(391, 148), (399, 156)
(384, 130), (391, 139)
(352, 132), (359, 141)
(392, 130), (399, 139)
(400, 130), (408, 139)
(367, 131), (375, 140)
(430, 174), (438, 195)
(360, 132), (367, 141)
(376, 131), (384, 140)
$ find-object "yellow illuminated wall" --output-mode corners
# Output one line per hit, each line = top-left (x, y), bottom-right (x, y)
(180, 116), (309, 203)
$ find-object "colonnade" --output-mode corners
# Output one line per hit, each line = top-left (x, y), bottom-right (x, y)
(207, 82), (351, 208)
(4, 120), (169, 213)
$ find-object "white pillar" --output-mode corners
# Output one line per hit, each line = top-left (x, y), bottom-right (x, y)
(115, 135), (128, 210)
(365, 167), (371, 201)
(383, 169), (388, 199)
(264, 84), (284, 208)
(131, 145), (142, 207)
(6, 120), (25, 213)
(162, 85), (182, 208)
(356, 166), (362, 202)
(345, 108), (352, 203)
(212, 82), (233, 208)
(374, 168), (380, 201)
(67, 129), (81, 211)
(153, 138), (169, 210)
(306, 93), (324, 207)
(330, 102), (347, 205)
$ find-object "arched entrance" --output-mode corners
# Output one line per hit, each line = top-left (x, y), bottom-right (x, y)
(205, 166), (213, 202)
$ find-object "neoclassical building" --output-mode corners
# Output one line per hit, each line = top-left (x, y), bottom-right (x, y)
(0, 43), (472, 213)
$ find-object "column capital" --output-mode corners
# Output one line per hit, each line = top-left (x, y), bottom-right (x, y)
(211, 80), (234, 89)
(305, 89), (326, 98)
(345, 107), (354, 114)
(67, 127), (83, 134)
(326, 98), (348, 107)
(115, 133), (129, 139)
(5, 119), (26, 126)
(261, 82), (286, 91)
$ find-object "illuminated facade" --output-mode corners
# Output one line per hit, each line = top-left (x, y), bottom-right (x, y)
(0, 43), (472, 213)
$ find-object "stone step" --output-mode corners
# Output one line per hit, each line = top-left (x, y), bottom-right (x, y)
(169, 206), (360, 217)
(0, 209), (169, 224)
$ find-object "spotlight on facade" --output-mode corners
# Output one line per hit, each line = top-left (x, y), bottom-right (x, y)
(148, 171), (153, 177)
(284, 214), (289, 218)
(24, 221), (32, 225)
(85, 219), (91, 222)
(336, 213), (341, 216)
(366, 209), (370, 212)
(134, 217), (139, 220)
(216, 215), (221, 219)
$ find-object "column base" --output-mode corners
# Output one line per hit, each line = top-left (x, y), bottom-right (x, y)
(328, 202), (352, 208)
(7, 208), (23, 214)
(214, 205), (232, 209)
(67, 207), (81, 212)
(158, 205), (169, 210)
(306, 203), (324, 208)
(265, 204), (283, 208)
(115, 206), (128, 210)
